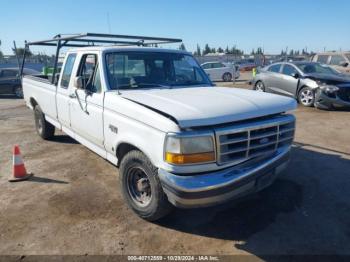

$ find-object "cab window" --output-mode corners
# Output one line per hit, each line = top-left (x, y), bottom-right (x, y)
(77, 54), (101, 93)
(61, 53), (77, 88)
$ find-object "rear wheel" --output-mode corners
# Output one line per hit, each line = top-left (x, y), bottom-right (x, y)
(34, 105), (55, 139)
(298, 87), (315, 107)
(254, 81), (265, 92)
(222, 72), (232, 82)
(120, 150), (172, 221)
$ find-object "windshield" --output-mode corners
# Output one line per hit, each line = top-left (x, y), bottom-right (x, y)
(296, 63), (339, 75)
(105, 52), (211, 89)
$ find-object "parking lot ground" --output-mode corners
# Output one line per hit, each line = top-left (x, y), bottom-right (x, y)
(0, 93), (350, 257)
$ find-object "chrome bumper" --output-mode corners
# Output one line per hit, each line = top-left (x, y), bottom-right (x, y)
(158, 148), (290, 208)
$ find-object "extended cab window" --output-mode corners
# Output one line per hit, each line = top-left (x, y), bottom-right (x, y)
(77, 54), (101, 93)
(61, 54), (76, 88)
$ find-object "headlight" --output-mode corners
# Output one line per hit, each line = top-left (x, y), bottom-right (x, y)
(164, 135), (216, 165)
(319, 85), (339, 93)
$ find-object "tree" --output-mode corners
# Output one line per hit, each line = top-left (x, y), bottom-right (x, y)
(225, 46), (230, 54)
(217, 47), (224, 53)
(251, 49), (255, 55)
(194, 44), (201, 56)
(0, 50), (3, 60)
(203, 44), (211, 55)
(179, 43), (186, 51)
(13, 47), (32, 57)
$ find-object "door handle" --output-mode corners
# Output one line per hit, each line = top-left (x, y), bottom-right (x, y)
(69, 93), (77, 98)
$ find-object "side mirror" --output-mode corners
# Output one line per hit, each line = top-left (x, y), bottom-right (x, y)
(339, 61), (349, 67)
(74, 76), (83, 89)
(291, 73), (300, 79)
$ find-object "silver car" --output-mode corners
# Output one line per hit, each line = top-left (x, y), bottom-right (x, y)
(201, 62), (239, 82)
(253, 62), (350, 109)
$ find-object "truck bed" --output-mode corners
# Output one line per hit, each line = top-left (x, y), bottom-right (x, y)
(23, 75), (58, 122)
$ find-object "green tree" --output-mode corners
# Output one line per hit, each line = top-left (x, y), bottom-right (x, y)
(203, 44), (211, 55)
(13, 47), (32, 57)
(217, 47), (224, 53)
(0, 50), (3, 59)
(194, 44), (201, 56)
(179, 43), (186, 51)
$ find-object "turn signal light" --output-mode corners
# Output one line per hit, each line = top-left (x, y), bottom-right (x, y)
(165, 152), (215, 164)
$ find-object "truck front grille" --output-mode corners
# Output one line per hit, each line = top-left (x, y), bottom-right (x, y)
(216, 115), (295, 165)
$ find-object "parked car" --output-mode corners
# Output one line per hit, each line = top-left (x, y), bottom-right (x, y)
(236, 59), (256, 71)
(311, 52), (350, 74)
(253, 62), (350, 109)
(201, 61), (239, 81)
(0, 68), (40, 98)
(23, 33), (296, 221)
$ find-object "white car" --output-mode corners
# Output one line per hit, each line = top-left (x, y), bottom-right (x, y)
(201, 61), (240, 81)
(22, 33), (296, 221)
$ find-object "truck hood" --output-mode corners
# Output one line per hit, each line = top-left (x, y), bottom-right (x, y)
(120, 86), (297, 128)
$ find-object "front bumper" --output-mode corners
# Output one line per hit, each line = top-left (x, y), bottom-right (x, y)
(158, 148), (290, 208)
(315, 89), (350, 109)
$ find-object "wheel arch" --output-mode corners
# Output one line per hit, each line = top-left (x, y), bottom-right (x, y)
(116, 142), (153, 166)
(29, 97), (38, 109)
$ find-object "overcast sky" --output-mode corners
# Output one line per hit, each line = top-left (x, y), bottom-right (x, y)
(1, 0), (349, 55)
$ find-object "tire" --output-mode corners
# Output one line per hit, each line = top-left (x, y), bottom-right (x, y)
(34, 105), (55, 139)
(298, 86), (315, 107)
(254, 81), (265, 92)
(119, 150), (172, 221)
(222, 72), (232, 82)
(14, 86), (23, 98)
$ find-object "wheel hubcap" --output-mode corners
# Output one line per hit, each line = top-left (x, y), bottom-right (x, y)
(127, 167), (152, 207)
(256, 82), (264, 91)
(300, 90), (314, 105)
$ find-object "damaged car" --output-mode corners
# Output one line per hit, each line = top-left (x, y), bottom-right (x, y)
(253, 61), (350, 110)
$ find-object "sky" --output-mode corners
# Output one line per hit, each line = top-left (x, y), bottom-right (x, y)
(0, 0), (349, 55)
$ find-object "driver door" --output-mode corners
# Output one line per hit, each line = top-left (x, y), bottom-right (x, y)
(69, 53), (105, 150)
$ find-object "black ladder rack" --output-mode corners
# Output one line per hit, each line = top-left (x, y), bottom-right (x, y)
(20, 33), (183, 84)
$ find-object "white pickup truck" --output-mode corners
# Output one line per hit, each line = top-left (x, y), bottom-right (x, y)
(22, 35), (297, 221)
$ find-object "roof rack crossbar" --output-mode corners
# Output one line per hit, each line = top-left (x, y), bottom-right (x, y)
(26, 32), (182, 46)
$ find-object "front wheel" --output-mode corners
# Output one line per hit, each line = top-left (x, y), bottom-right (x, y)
(119, 150), (172, 221)
(34, 105), (55, 139)
(298, 87), (315, 107)
(222, 72), (232, 82)
(254, 81), (265, 92)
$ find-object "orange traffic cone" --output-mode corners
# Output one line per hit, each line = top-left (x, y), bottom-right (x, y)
(8, 145), (33, 182)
